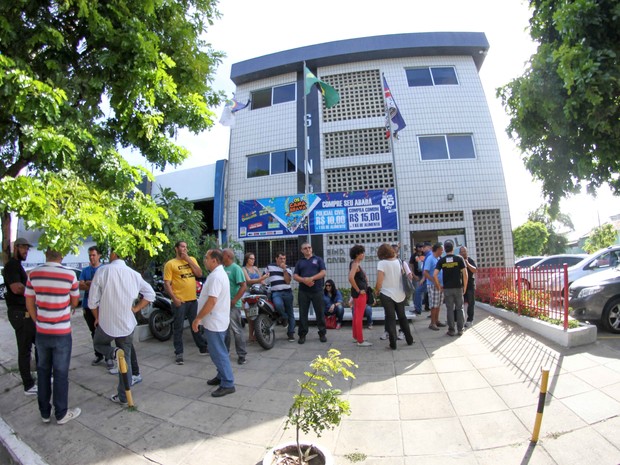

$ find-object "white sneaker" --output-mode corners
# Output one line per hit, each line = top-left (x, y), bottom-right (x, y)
(398, 330), (405, 340)
(464, 321), (472, 328)
(380, 331), (388, 340)
(357, 341), (373, 347)
(57, 408), (81, 425)
(131, 374), (142, 385)
(24, 385), (38, 396)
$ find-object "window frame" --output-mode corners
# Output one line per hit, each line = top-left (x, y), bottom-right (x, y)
(418, 134), (476, 161)
(251, 83), (296, 110)
(247, 149), (298, 179)
(405, 66), (459, 87)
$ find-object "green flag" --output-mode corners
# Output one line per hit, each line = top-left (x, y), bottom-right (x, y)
(304, 66), (340, 108)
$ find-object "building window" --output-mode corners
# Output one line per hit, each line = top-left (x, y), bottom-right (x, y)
(405, 67), (458, 87)
(418, 135), (475, 161)
(247, 149), (296, 178)
(251, 83), (296, 110)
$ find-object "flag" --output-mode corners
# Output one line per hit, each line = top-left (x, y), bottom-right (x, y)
(219, 97), (249, 127)
(383, 75), (407, 139)
(304, 66), (340, 108)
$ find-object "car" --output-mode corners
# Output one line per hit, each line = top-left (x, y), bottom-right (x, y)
(569, 265), (620, 333)
(548, 246), (620, 294)
(515, 256), (544, 268)
(516, 254), (588, 290)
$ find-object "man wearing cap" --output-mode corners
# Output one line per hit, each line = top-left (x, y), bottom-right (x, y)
(2, 238), (37, 395)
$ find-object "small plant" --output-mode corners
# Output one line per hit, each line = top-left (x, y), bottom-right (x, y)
(280, 349), (357, 465)
(344, 452), (367, 462)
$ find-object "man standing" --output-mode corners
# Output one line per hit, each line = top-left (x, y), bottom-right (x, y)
(425, 243), (445, 331)
(192, 249), (235, 397)
(264, 252), (295, 342)
(164, 241), (207, 365)
(434, 241), (468, 336)
(459, 246), (477, 328)
(293, 242), (327, 344)
(89, 249), (155, 406)
(3, 238), (37, 395)
(79, 246), (113, 371)
(409, 243), (424, 315)
(25, 249), (81, 424)
(222, 249), (248, 365)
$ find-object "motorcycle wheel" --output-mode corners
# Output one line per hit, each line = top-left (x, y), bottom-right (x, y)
(149, 308), (173, 341)
(254, 313), (276, 350)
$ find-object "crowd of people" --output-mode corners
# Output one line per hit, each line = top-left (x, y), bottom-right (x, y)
(2, 236), (476, 423)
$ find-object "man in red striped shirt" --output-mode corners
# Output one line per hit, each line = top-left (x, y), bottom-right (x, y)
(25, 249), (81, 425)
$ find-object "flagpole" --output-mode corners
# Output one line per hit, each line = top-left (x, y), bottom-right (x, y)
(382, 73), (404, 258)
(303, 61), (311, 243)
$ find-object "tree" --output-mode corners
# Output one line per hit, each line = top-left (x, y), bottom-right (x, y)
(513, 221), (549, 257)
(0, 0), (224, 259)
(498, 0), (620, 214)
(528, 204), (573, 254)
(583, 223), (618, 254)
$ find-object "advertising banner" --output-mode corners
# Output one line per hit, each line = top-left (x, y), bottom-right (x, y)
(238, 189), (398, 238)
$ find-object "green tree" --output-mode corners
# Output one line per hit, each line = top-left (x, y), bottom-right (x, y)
(498, 0), (620, 213)
(528, 204), (573, 254)
(0, 0), (224, 259)
(583, 223), (618, 254)
(513, 221), (549, 257)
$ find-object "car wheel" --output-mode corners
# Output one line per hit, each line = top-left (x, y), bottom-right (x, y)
(601, 297), (620, 334)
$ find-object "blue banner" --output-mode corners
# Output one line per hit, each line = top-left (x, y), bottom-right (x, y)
(238, 189), (398, 238)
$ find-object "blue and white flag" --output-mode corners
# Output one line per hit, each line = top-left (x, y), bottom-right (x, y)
(219, 97), (250, 127)
(383, 76), (407, 139)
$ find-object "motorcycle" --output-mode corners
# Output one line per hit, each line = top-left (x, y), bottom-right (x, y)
(242, 284), (279, 350)
(143, 292), (174, 341)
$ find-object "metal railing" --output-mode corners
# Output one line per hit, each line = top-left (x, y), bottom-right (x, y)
(476, 264), (570, 330)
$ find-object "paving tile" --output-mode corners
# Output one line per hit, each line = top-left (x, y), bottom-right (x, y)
(571, 365), (620, 388)
(401, 418), (470, 455)
(348, 394), (400, 420)
(239, 387), (295, 416)
(396, 373), (444, 394)
(592, 415), (620, 451)
(459, 410), (530, 450)
(438, 370), (491, 392)
(554, 353), (600, 373)
(336, 420), (403, 456)
(350, 375), (398, 395)
(448, 387), (508, 416)
(467, 353), (505, 369)
(546, 372), (596, 398)
(215, 409), (285, 447)
(560, 390), (620, 424)
(479, 366), (523, 386)
(399, 392), (455, 420)
(168, 399), (236, 434)
(474, 443), (556, 465)
(185, 436), (266, 465)
(129, 422), (207, 464)
(396, 359), (436, 375)
(493, 382), (539, 409)
(405, 452), (478, 465)
(513, 397), (587, 437)
(432, 356), (475, 373)
(540, 426), (620, 465)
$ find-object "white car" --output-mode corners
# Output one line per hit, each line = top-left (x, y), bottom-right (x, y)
(548, 246), (620, 294)
(516, 254), (587, 290)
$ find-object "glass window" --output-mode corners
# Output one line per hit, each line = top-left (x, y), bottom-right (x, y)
(272, 84), (296, 105)
(247, 153), (270, 178)
(431, 67), (458, 85)
(251, 88), (272, 110)
(419, 136), (449, 160)
(271, 149), (296, 175)
(447, 135), (475, 159)
(405, 68), (433, 87)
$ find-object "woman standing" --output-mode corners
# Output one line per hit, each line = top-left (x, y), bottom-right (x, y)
(374, 243), (414, 350)
(348, 245), (372, 347)
(322, 279), (344, 329)
(242, 253), (267, 342)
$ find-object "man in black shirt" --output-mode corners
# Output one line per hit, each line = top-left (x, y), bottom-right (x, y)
(459, 246), (477, 327)
(2, 238), (37, 395)
(434, 241), (467, 336)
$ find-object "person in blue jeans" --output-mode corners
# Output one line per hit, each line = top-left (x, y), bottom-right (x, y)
(264, 252), (296, 342)
(323, 279), (344, 329)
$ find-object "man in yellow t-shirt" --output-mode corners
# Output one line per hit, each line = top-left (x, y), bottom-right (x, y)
(163, 241), (208, 365)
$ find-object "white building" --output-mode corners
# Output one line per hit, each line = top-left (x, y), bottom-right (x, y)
(225, 32), (513, 287)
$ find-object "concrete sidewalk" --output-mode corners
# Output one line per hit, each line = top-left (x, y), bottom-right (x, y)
(1, 302), (620, 465)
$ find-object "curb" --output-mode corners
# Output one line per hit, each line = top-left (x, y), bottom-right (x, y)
(0, 417), (48, 465)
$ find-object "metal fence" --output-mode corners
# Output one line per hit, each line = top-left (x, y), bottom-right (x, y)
(476, 264), (570, 330)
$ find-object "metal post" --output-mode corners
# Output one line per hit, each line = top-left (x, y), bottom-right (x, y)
(531, 366), (550, 443)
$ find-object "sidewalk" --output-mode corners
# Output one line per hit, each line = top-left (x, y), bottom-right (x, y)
(1, 301), (620, 465)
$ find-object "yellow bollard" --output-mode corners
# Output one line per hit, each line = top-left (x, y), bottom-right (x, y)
(531, 366), (550, 443)
(116, 349), (134, 407)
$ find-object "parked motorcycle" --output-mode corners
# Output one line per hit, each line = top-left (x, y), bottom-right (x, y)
(242, 284), (279, 350)
(144, 292), (174, 341)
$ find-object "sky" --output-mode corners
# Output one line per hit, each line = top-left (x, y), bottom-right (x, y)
(147, 0), (618, 240)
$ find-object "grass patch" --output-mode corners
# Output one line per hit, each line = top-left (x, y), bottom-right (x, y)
(345, 452), (367, 462)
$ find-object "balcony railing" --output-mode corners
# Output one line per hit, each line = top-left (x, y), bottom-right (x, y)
(476, 264), (570, 330)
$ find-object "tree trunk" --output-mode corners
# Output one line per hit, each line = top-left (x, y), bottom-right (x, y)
(1, 211), (11, 265)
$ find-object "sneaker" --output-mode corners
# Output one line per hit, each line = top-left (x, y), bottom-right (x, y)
(464, 321), (472, 328)
(91, 355), (104, 366)
(298, 335), (305, 344)
(367, 324), (373, 330)
(107, 352), (120, 374)
(57, 408), (81, 425)
(110, 394), (128, 406)
(207, 376), (221, 386)
(175, 354), (184, 365)
(319, 334), (327, 343)
(211, 386), (236, 397)
(380, 331), (389, 340)
(237, 356), (247, 365)
(41, 416), (51, 424)
(436, 322), (447, 328)
(287, 333), (296, 342)
(357, 341), (373, 347)
(446, 329), (456, 337)
(24, 385), (38, 396)
(131, 374), (142, 385)
(397, 330), (405, 341)
(199, 347), (209, 355)
(336, 323), (342, 330)
(428, 324), (440, 331)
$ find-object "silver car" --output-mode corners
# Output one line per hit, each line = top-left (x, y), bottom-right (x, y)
(569, 265), (620, 333)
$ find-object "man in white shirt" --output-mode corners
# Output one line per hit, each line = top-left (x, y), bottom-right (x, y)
(192, 249), (235, 397)
(89, 249), (155, 406)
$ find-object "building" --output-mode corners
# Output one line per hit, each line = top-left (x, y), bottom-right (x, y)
(226, 32), (513, 287)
